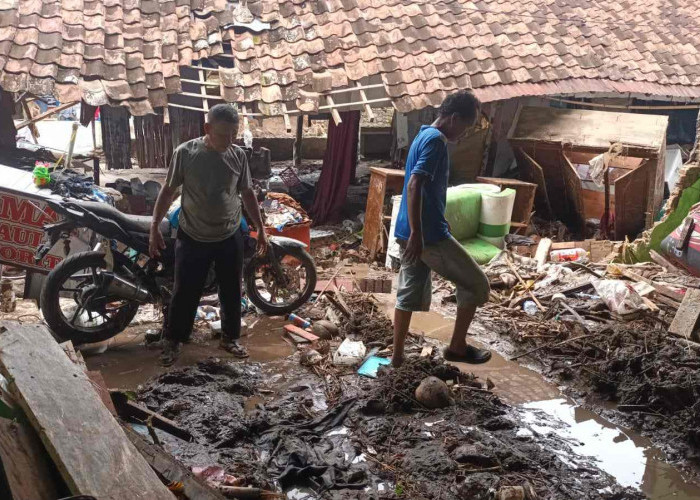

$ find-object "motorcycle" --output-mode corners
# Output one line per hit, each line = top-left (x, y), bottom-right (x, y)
(35, 198), (317, 344)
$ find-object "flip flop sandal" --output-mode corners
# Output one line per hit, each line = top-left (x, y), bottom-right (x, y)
(443, 345), (492, 364)
(219, 340), (250, 358)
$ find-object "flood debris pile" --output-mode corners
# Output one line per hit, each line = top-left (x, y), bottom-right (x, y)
(339, 292), (394, 345)
(476, 250), (700, 467)
(136, 352), (644, 500)
(350, 357), (644, 500)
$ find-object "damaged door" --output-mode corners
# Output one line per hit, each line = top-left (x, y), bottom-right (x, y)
(614, 159), (649, 240)
(561, 155), (585, 232)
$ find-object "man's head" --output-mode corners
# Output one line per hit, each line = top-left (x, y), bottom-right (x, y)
(204, 104), (239, 152)
(436, 90), (481, 143)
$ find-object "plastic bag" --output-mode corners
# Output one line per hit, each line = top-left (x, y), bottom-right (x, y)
(588, 153), (607, 187)
(332, 338), (366, 366)
(591, 279), (648, 316)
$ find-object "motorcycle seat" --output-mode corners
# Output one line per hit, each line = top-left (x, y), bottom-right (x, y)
(73, 201), (171, 236)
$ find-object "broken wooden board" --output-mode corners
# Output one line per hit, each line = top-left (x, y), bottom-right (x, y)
(283, 324), (320, 343)
(669, 289), (700, 341)
(122, 424), (227, 500)
(111, 391), (193, 442)
(0, 417), (61, 500)
(649, 249), (687, 275)
(87, 371), (117, 416)
(619, 268), (684, 302)
(0, 322), (173, 500)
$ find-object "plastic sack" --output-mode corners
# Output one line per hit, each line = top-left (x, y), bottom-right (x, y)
(588, 153), (607, 187)
(332, 338), (367, 366)
(591, 279), (648, 316)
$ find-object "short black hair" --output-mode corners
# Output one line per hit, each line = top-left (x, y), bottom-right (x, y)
(207, 104), (239, 125)
(438, 90), (480, 125)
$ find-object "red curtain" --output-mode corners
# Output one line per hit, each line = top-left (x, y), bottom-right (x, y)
(310, 110), (361, 225)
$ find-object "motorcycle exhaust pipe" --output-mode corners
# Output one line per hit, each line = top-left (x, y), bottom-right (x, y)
(103, 273), (151, 302)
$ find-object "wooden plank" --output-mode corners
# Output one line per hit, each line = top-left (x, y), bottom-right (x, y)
(508, 106), (668, 153)
(325, 95), (342, 126)
(518, 149), (553, 217)
(357, 81), (375, 122)
(0, 322), (173, 500)
(669, 289), (700, 341)
(110, 391), (193, 442)
(122, 424), (227, 500)
(283, 324), (320, 343)
(649, 249), (687, 275)
(619, 268), (684, 302)
(362, 170), (388, 260)
(562, 155), (586, 230)
(15, 102), (78, 129)
(87, 371), (117, 416)
(0, 418), (61, 500)
(614, 159), (649, 240)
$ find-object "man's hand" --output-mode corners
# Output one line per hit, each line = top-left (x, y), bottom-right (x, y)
(256, 229), (269, 257)
(403, 232), (423, 265)
(149, 223), (166, 258)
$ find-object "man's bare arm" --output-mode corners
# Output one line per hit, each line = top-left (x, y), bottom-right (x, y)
(403, 174), (426, 263)
(148, 185), (177, 258)
(241, 187), (268, 255)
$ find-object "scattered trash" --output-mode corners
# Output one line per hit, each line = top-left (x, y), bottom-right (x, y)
(549, 247), (587, 262)
(357, 356), (391, 378)
(332, 338), (367, 366)
(522, 300), (538, 316)
(300, 349), (324, 367)
(591, 279), (648, 316)
(288, 313), (311, 329)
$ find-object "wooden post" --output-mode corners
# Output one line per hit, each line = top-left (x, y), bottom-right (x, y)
(691, 110), (700, 164)
(294, 114), (304, 168)
(0, 89), (16, 151)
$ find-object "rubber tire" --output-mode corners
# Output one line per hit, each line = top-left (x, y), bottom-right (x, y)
(40, 251), (140, 344)
(244, 246), (317, 315)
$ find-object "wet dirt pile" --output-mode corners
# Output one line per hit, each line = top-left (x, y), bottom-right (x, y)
(340, 292), (394, 345)
(350, 357), (644, 499)
(484, 301), (700, 468)
(138, 355), (644, 499)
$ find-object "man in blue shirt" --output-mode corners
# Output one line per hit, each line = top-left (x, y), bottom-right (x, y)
(393, 90), (491, 367)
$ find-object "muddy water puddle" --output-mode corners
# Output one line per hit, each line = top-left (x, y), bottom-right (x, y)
(404, 309), (700, 499)
(84, 315), (293, 388)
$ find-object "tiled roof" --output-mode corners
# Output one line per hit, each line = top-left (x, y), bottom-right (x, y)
(0, 0), (232, 115)
(1, 0), (699, 116)
(226, 0), (700, 114)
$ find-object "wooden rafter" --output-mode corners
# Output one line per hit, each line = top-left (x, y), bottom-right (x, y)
(15, 102), (77, 130)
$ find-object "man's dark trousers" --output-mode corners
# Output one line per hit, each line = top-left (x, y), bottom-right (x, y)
(166, 228), (244, 342)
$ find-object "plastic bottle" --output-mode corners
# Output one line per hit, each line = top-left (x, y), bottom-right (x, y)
(549, 248), (588, 263)
(288, 313), (311, 329)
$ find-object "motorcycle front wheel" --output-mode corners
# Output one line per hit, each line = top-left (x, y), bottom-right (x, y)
(40, 251), (141, 344)
(244, 246), (317, 315)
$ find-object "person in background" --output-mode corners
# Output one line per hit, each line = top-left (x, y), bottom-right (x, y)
(392, 90), (491, 367)
(149, 104), (267, 366)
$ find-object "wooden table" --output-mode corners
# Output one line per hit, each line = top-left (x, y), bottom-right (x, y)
(362, 167), (405, 260)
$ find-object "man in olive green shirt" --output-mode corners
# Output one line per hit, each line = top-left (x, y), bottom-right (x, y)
(150, 104), (267, 366)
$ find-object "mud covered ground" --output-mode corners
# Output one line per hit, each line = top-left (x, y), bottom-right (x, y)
(481, 301), (700, 474)
(139, 354), (645, 499)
